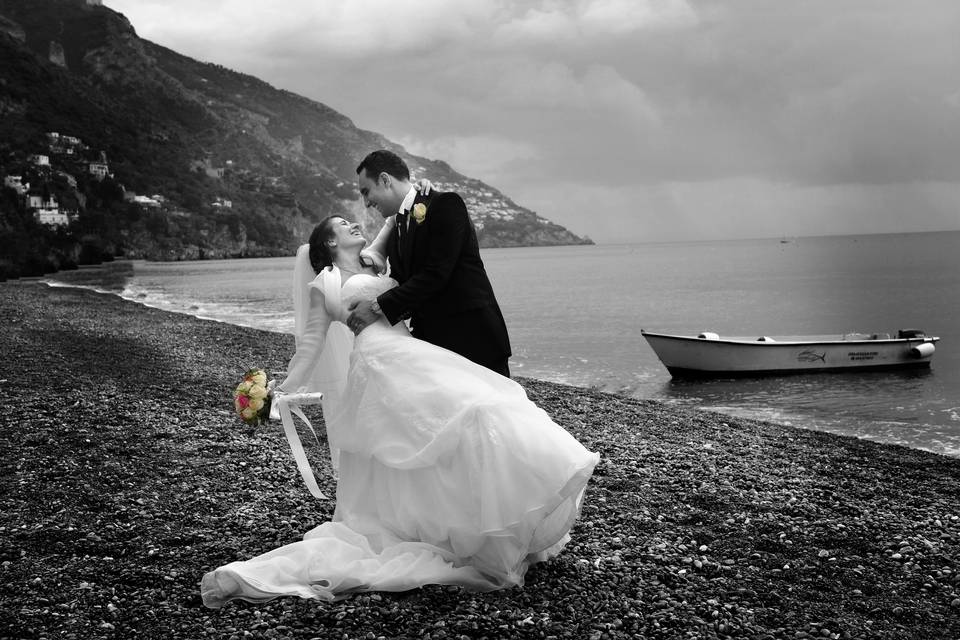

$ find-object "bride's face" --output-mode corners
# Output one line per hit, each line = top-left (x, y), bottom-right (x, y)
(329, 217), (367, 254)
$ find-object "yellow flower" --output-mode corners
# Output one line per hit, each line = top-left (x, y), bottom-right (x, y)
(251, 370), (267, 386)
(249, 397), (264, 412)
(248, 384), (268, 400)
(236, 380), (252, 394)
(240, 407), (256, 420)
(412, 203), (427, 224)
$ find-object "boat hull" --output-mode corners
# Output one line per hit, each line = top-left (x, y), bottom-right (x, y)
(641, 331), (939, 378)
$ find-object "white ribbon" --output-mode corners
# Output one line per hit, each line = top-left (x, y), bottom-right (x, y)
(272, 392), (328, 500)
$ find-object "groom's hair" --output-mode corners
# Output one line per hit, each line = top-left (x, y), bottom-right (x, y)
(356, 150), (410, 182)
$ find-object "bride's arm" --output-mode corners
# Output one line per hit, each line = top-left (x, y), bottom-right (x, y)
(359, 179), (434, 273)
(279, 286), (330, 393)
(360, 216), (396, 273)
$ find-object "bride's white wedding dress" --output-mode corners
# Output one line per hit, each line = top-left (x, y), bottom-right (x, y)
(201, 271), (599, 607)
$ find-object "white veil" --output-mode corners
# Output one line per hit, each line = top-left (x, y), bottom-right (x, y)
(286, 244), (354, 474)
(291, 244), (354, 400)
(291, 243), (315, 348)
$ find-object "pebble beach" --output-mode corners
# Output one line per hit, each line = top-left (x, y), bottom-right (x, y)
(3, 282), (959, 640)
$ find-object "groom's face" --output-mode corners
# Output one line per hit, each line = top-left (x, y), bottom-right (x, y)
(358, 170), (397, 219)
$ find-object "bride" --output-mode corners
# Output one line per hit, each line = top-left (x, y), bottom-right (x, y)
(200, 215), (600, 608)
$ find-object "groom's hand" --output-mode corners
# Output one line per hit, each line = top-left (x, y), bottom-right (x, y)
(346, 300), (379, 335)
(359, 249), (386, 274)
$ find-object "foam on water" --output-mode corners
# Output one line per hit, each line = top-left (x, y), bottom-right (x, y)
(39, 233), (960, 457)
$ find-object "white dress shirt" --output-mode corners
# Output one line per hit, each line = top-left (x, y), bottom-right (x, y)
(398, 186), (417, 230)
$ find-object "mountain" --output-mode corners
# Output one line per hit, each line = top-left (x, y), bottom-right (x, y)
(0, 0), (591, 278)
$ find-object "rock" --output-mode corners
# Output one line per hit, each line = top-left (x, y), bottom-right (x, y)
(3, 283), (960, 640)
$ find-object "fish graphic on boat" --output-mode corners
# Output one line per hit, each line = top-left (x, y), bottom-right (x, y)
(797, 350), (826, 363)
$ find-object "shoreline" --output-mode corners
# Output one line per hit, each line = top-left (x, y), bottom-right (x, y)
(3, 283), (959, 639)
(29, 257), (960, 461)
(21, 277), (960, 462)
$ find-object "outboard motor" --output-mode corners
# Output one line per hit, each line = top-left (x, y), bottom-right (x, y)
(910, 342), (936, 358)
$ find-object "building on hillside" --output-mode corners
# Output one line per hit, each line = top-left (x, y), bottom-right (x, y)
(212, 196), (232, 208)
(27, 194), (56, 209)
(29, 154), (50, 167)
(47, 131), (82, 147)
(35, 209), (70, 225)
(3, 175), (28, 195)
(132, 195), (161, 209)
(27, 193), (69, 226)
(89, 162), (110, 180)
(48, 41), (67, 68)
(190, 157), (225, 179)
(47, 132), (83, 155)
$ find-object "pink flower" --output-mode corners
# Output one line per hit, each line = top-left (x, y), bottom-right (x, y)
(238, 395), (250, 409)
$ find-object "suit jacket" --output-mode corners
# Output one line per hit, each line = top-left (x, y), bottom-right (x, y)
(377, 190), (512, 368)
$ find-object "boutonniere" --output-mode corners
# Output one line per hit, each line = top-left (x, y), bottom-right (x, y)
(412, 203), (427, 225)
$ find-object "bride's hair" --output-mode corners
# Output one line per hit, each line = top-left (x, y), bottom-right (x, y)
(308, 216), (342, 273)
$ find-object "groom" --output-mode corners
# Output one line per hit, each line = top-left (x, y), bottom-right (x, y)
(346, 150), (512, 377)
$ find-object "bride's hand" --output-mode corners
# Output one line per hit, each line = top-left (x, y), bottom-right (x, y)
(414, 178), (434, 195)
(268, 383), (282, 421)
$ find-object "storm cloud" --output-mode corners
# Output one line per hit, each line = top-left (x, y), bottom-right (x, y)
(108, 0), (960, 242)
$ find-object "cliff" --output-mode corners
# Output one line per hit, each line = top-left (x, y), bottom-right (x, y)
(0, 0), (590, 276)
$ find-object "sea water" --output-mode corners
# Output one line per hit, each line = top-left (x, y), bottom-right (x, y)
(45, 231), (960, 457)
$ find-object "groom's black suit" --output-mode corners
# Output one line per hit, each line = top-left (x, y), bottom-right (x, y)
(376, 190), (512, 377)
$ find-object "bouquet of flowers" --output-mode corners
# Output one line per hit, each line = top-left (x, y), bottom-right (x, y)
(233, 368), (272, 426)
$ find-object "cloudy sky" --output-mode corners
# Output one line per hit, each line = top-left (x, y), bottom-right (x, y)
(105, 0), (960, 243)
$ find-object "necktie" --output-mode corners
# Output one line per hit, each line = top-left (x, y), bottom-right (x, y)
(397, 211), (409, 251)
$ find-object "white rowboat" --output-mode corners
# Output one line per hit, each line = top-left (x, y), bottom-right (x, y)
(641, 329), (939, 377)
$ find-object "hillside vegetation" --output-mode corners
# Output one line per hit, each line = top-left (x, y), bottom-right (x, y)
(0, 0), (590, 279)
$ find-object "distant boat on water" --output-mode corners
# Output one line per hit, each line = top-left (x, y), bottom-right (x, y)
(642, 329), (939, 377)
